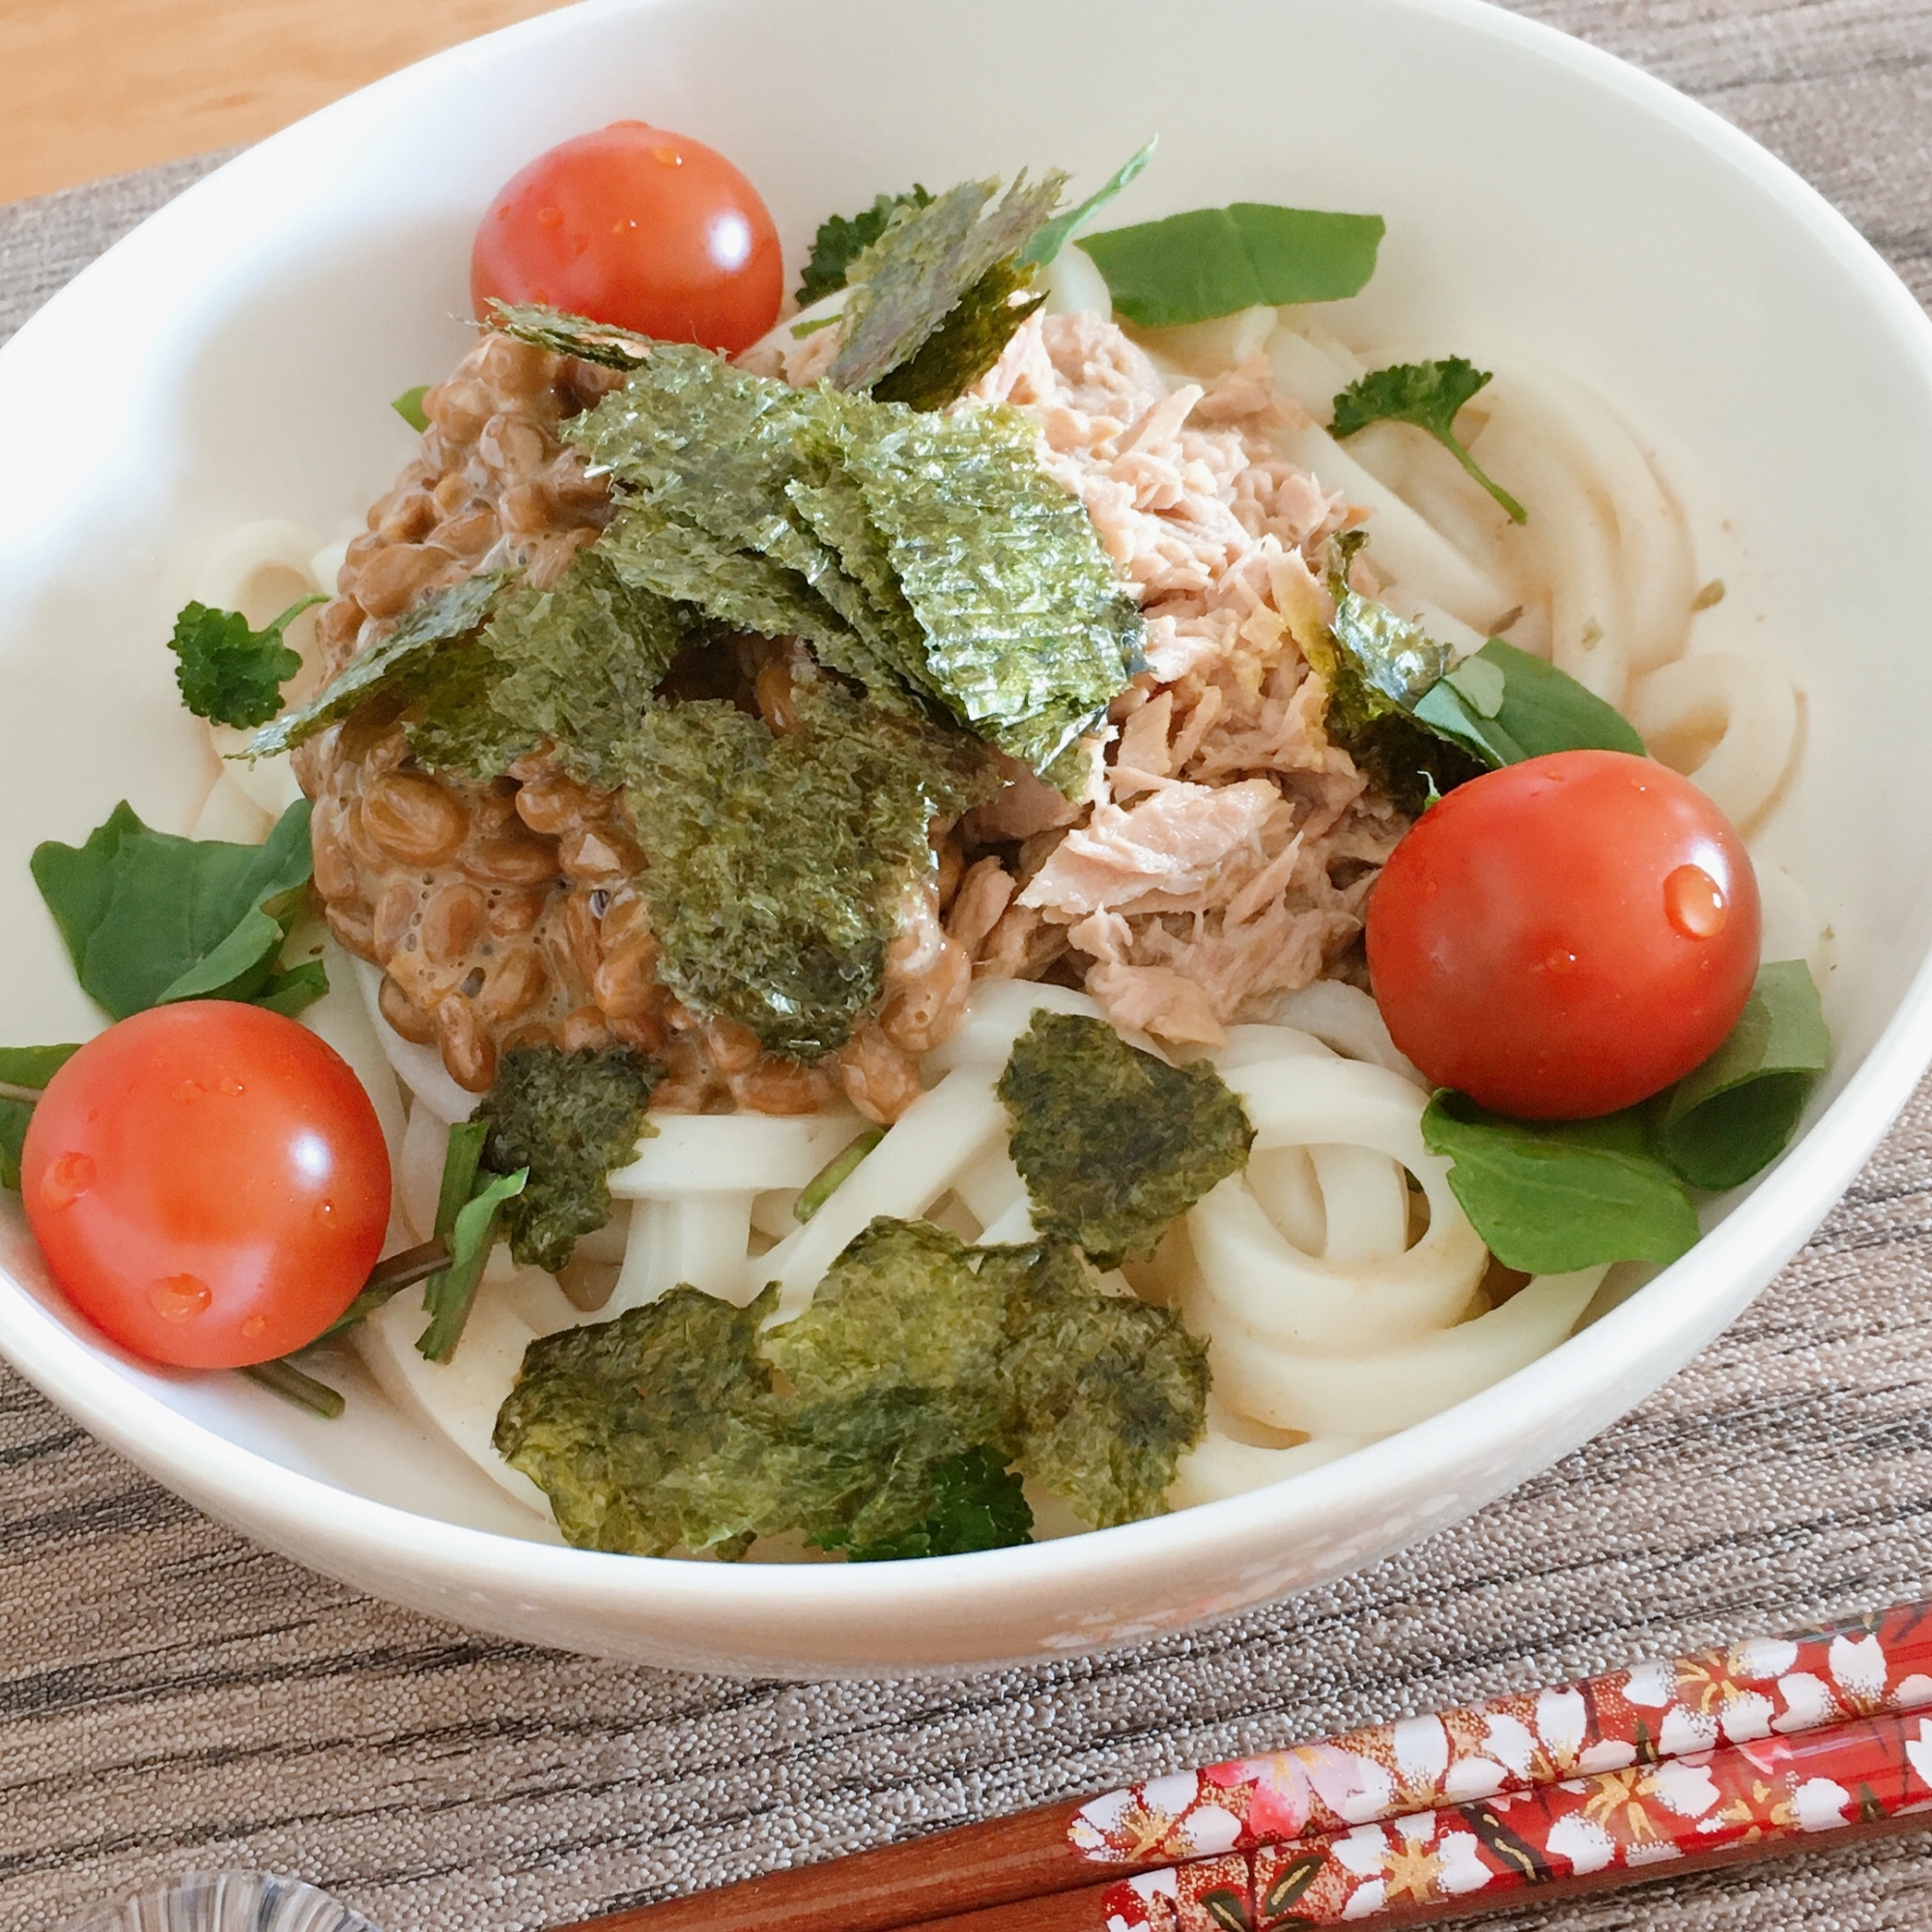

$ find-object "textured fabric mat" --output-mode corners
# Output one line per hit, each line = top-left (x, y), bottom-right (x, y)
(5, 4), (1932, 1927)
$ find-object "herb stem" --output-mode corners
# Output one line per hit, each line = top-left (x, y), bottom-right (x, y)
(240, 1358), (346, 1419)
(795, 1129), (885, 1223)
(1445, 438), (1528, 526)
(0, 1080), (44, 1105)
(317, 1237), (451, 1339)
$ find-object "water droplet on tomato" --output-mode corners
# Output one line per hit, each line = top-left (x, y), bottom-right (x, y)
(651, 144), (683, 167)
(1664, 863), (1727, 939)
(174, 1078), (205, 1104)
(536, 204), (563, 229)
(241, 1314), (268, 1339)
(150, 1274), (212, 1323)
(41, 1151), (95, 1209)
(315, 1199), (335, 1224)
(220, 1076), (245, 1097)
(1543, 949), (1578, 976)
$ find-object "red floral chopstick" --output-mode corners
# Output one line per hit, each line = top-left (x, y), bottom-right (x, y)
(905, 1705), (1932, 1930)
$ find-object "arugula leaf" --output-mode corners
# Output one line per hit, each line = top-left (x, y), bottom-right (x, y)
(32, 799), (319, 1019)
(0, 1044), (79, 1190)
(617, 670), (993, 1058)
(244, 571), (507, 757)
(1080, 202), (1384, 328)
(1018, 139), (1158, 269)
(830, 1447), (1033, 1561)
(1412, 637), (1645, 766)
(795, 185), (933, 307)
(485, 299), (654, 369)
(1421, 1092), (1700, 1275)
(168, 596), (321, 729)
(418, 1167), (528, 1363)
(1307, 536), (1485, 814)
(998, 1010), (1254, 1269)
(1331, 358), (1526, 524)
(478, 1043), (662, 1273)
(869, 255), (1045, 412)
(1657, 961), (1830, 1190)
(829, 171), (1066, 394)
(390, 385), (431, 433)
(1003, 1242), (1210, 1526)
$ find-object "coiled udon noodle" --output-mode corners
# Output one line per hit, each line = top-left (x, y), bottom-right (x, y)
(186, 288), (1815, 1533)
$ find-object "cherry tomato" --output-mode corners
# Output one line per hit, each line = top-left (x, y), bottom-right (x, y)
(21, 1003), (390, 1369)
(1365, 750), (1760, 1120)
(471, 120), (782, 355)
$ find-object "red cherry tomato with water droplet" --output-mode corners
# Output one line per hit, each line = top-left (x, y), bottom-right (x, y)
(21, 1003), (390, 1369)
(471, 121), (782, 355)
(1365, 750), (1761, 1120)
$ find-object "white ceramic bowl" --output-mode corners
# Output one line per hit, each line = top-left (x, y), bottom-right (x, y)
(2, 0), (1930, 1676)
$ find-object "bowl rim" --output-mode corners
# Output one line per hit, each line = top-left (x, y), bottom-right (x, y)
(5, 0), (1932, 1646)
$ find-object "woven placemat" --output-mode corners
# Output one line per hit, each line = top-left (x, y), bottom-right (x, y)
(5, 5), (1932, 1928)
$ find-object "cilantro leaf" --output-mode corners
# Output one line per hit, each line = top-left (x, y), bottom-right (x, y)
(391, 385), (431, 432)
(616, 669), (993, 1058)
(829, 171), (1066, 394)
(1004, 1243), (1209, 1526)
(1018, 139), (1158, 269)
(168, 596), (320, 729)
(485, 299), (654, 369)
(1306, 534), (1486, 815)
(31, 799), (320, 1019)
(795, 185), (933, 307)
(829, 1446), (1033, 1561)
(1412, 636), (1645, 766)
(997, 1010), (1255, 1269)
(1656, 960), (1830, 1190)
(1081, 202), (1383, 327)
(1421, 1092), (1700, 1274)
(1331, 358), (1527, 525)
(0, 1044), (79, 1190)
(477, 1043), (662, 1273)
(245, 571), (507, 757)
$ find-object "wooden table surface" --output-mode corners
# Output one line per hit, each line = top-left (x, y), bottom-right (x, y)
(0, 0), (572, 202)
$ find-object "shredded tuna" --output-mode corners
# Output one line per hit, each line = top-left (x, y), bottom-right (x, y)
(949, 310), (1406, 1041)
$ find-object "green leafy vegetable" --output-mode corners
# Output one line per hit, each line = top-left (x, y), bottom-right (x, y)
(1657, 961), (1830, 1190)
(1004, 1242), (1211, 1526)
(316, 1238), (452, 1341)
(485, 299), (654, 369)
(617, 669), (992, 1058)
(497, 1214), (1209, 1557)
(1412, 637), (1645, 766)
(1331, 358), (1527, 524)
(795, 185), (933, 307)
(0, 1044), (79, 1190)
(998, 1009), (1255, 1269)
(831, 1447), (1034, 1561)
(828, 171), (1066, 394)
(1018, 139), (1158, 269)
(794, 1127), (884, 1223)
(1307, 534), (1485, 815)
(240, 1358), (346, 1419)
(245, 571), (507, 757)
(251, 956), (330, 1020)
(390, 385), (431, 432)
(1080, 202), (1384, 328)
(1421, 1092), (1700, 1275)
(31, 799), (321, 1019)
(168, 596), (322, 729)
(418, 1166), (528, 1363)
(477, 1043), (662, 1273)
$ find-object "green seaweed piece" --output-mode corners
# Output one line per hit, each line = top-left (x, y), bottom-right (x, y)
(997, 1009), (1255, 1269)
(827, 1446), (1034, 1561)
(485, 299), (654, 369)
(870, 255), (1046, 412)
(244, 572), (507, 757)
(477, 1043), (663, 1273)
(829, 171), (1067, 393)
(1003, 1243), (1209, 1526)
(616, 668), (993, 1058)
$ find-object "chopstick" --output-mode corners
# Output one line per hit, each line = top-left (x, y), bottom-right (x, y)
(892, 1706), (1932, 1929)
(560, 1600), (1932, 1932)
